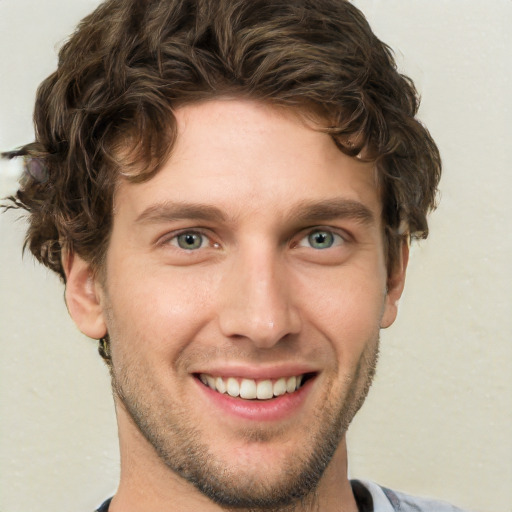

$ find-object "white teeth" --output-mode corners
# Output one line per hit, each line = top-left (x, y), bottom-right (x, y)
(273, 377), (287, 396)
(199, 373), (307, 400)
(215, 376), (227, 394)
(206, 375), (216, 389)
(286, 376), (297, 393)
(227, 377), (240, 397)
(257, 380), (273, 399)
(240, 379), (257, 399)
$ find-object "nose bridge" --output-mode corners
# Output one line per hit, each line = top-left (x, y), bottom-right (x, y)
(218, 240), (300, 347)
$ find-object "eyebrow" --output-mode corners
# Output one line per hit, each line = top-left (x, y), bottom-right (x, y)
(134, 198), (375, 226)
(287, 198), (375, 226)
(135, 202), (227, 224)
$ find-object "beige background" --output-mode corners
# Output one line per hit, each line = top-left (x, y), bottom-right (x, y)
(1, 1), (511, 511)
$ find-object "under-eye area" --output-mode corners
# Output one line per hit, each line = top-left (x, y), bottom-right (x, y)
(196, 373), (317, 400)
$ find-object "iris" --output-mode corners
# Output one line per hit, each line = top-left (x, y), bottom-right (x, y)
(308, 230), (335, 249)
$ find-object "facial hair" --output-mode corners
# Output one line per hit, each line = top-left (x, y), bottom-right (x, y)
(110, 334), (379, 512)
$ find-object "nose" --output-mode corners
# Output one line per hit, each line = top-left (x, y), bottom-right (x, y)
(217, 245), (301, 348)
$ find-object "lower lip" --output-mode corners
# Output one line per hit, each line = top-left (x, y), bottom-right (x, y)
(195, 377), (315, 422)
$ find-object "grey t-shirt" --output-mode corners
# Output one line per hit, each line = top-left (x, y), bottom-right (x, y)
(354, 479), (471, 512)
(95, 479), (471, 511)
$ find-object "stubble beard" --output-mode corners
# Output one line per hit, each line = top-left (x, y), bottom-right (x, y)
(110, 338), (379, 512)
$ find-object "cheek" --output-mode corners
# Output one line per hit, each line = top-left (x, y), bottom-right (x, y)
(104, 264), (217, 355)
(295, 265), (386, 350)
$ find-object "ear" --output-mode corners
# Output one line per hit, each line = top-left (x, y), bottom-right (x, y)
(63, 250), (107, 339)
(380, 240), (409, 329)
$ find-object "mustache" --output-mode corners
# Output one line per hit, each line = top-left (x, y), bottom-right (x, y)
(175, 343), (324, 371)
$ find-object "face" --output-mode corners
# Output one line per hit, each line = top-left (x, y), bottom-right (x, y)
(70, 99), (404, 509)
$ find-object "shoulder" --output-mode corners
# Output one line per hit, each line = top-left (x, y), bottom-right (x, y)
(351, 479), (474, 512)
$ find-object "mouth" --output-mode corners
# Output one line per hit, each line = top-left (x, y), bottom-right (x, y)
(196, 373), (316, 401)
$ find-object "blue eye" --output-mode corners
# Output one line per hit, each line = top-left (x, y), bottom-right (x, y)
(175, 232), (204, 250)
(300, 230), (343, 250)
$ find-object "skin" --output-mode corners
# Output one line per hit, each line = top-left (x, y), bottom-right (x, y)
(64, 99), (407, 512)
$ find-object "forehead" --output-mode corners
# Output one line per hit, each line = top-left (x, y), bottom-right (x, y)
(114, 99), (381, 225)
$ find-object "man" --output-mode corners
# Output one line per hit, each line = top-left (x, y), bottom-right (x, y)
(3, 0), (470, 511)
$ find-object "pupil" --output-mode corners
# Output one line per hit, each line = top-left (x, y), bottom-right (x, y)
(309, 231), (333, 249)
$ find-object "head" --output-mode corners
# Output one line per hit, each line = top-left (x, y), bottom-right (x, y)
(6, 0), (439, 283)
(5, 0), (441, 509)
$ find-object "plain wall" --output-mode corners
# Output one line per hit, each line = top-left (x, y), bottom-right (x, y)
(1, 1), (511, 511)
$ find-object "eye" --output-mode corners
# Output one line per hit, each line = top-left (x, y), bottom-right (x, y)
(172, 231), (208, 250)
(298, 229), (344, 250)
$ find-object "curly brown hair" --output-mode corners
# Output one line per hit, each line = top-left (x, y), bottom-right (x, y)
(3, 0), (441, 281)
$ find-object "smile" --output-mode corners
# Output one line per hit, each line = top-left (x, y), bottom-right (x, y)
(198, 373), (310, 400)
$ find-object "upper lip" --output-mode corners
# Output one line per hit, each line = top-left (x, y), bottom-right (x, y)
(190, 364), (319, 380)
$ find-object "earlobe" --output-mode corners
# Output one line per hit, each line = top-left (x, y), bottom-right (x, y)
(63, 250), (107, 339)
(380, 240), (409, 329)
